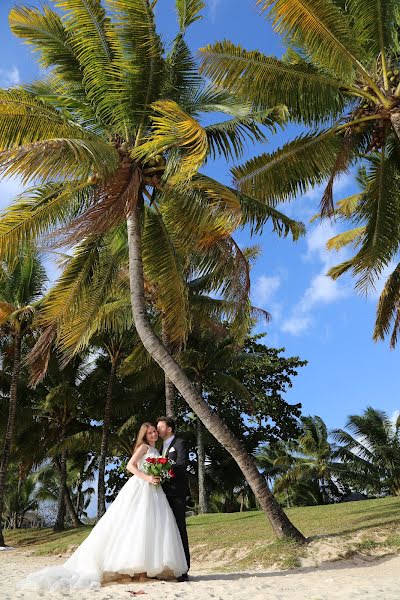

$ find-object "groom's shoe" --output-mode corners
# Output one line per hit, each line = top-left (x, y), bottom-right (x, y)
(176, 573), (189, 582)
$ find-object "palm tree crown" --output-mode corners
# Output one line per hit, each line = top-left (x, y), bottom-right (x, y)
(199, 0), (400, 345)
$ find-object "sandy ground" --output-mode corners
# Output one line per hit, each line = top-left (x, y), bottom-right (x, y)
(1, 549), (399, 600)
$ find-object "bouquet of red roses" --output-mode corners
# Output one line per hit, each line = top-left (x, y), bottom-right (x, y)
(143, 456), (175, 484)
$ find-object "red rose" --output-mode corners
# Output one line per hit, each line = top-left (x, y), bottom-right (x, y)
(158, 457), (168, 464)
(146, 457), (156, 464)
(168, 469), (175, 478)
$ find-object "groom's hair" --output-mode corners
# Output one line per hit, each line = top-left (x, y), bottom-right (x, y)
(157, 416), (176, 433)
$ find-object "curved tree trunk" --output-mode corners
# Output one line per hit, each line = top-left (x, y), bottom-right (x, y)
(97, 359), (117, 520)
(53, 457), (82, 527)
(0, 331), (22, 547)
(126, 205), (306, 543)
(53, 433), (67, 532)
(65, 484), (83, 527)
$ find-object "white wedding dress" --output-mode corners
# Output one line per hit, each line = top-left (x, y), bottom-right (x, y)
(18, 446), (187, 592)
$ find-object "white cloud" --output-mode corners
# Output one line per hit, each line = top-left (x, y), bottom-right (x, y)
(281, 221), (351, 336)
(252, 274), (281, 307)
(0, 176), (23, 210)
(209, 0), (221, 23)
(0, 66), (21, 87)
(391, 410), (400, 426)
(281, 315), (312, 335)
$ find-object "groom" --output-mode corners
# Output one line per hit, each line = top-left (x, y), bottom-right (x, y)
(156, 416), (190, 582)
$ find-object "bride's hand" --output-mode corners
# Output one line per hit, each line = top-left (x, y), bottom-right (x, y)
(147, 475), (161, 485)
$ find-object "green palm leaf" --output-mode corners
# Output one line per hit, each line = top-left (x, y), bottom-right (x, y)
(205, 107), (286, 161)
(8, 5), (83, 84)
(0, 136), (118, 184)
(257, 0), (364, 80)
(326, 226), (365, 250)
(142, 207), (189, 347)
(373, 262), (400, 347)
(107, 0), (164, 132)
(232, 130), (341, 204)
(199, 41), (348, 124)
(234, 189), (305, 239)
(349, 152), (400, 294)
(175, 0), (205, 31)
(0, 182), (92, 260)
(0, 89), (92, 149)
(347, 0), (400, 63)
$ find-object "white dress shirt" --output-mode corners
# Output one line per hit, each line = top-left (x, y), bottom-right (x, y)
(162, 435), (175, 456)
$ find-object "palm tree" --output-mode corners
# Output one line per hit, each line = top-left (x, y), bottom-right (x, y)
(334, 407), (400, 496)
(0, 0), (306, 541)
(0, 247), (46, 546)
(258, 416), (346, 506)
(200, 0), (400, 340)
(317, 164), (400, 347)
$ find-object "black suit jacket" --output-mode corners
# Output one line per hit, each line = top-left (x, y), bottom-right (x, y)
(162, 436), (190, 498)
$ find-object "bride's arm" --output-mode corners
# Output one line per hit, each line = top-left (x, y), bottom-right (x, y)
(126, 445), (160, 484)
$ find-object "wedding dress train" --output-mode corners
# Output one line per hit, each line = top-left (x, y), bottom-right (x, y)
(18, 447), (187, 592)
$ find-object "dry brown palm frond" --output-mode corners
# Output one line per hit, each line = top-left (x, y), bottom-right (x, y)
(320, 128), (354, 218)
(25, 323), (57, 386)
(49, 164), (142, 247)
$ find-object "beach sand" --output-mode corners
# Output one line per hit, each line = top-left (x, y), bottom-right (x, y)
(1, 549), (399, 600)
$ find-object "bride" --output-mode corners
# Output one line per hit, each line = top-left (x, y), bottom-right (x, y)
(18, 422), (188, 592)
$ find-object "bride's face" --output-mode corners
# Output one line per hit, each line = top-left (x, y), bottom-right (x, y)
(145, 426), (158, 445)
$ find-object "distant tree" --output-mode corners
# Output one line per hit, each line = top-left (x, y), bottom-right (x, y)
(258, 416), (348, 507)
(0, 248), (46, 546)
(334, 407), (400, 497)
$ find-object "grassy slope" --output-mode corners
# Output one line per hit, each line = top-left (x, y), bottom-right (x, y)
(4, 496), (400, 571)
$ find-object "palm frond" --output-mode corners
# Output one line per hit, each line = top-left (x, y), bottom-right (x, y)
(350, 151), (400, 294)
(257, 0), (363, 80)
(160, 175), (241, 251)
(235, 189), (305, 239)
(55, 0), (122, 127)
(232, 130), (341, 204)
(347, 0), (399, 62)
(107, 0), (164, 132)
(326, 226), (365, 250)
(0, 137), (118, 185)
(142, 207), (189, 347)
(205, 107), (286, 161)
(132, 100), (208, 183)
(9, 5), (83, 84)
(373, 262), (400, 346)
(199, 41), (348, 124)
(328, 258), (355, 280)
(175, 0), (205, 31)
(0, 182), (93, 261)
(0, 88), (93, 149)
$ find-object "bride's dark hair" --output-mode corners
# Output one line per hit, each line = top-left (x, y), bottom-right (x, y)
(133, 422), (155, 452)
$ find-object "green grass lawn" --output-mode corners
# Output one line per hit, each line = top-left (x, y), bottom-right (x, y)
(4, 496), (400, 571)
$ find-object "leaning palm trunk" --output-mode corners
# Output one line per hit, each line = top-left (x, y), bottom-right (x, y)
(126, 204), (306, 543)
(97, 359), (117, 519)
(64, 484), (83, 528)
(0, 332), (22, 547)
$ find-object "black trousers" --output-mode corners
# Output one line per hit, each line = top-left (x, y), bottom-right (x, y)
(166, 495), (190, 571)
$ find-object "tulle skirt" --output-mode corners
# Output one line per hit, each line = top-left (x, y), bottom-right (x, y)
(17, 476), (188, 592)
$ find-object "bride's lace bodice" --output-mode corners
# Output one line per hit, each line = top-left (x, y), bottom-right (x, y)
(138, 445), (160, 472)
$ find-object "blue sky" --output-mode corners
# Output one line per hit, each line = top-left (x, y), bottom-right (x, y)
(0, 0), (399, 432)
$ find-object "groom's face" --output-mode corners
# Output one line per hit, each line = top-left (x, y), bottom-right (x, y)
(157, 421), (172, 440)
